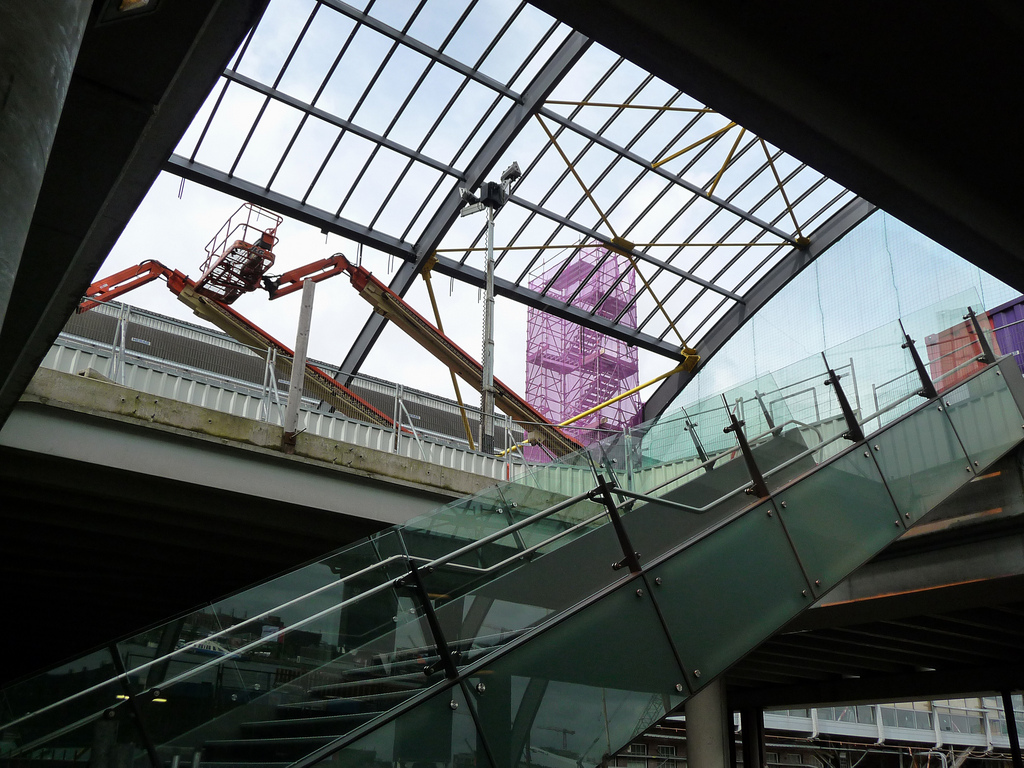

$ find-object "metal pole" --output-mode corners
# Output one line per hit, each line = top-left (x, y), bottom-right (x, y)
(900, 319), (938, 399)
(283, 278), (315, 449)
(480, 205), (496, 453)
(722, 401), (769, 498)
(965, 307), (997, 363)
(822, 355), (865, 442)
(1002, 691), (1023, 768)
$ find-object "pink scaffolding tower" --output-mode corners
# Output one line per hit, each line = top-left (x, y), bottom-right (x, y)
(525, 244), (640, 460)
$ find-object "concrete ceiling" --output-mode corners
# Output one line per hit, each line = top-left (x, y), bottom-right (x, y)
(0, 0), (269, 425)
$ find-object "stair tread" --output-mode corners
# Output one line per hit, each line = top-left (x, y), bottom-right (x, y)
(242, 712), (374, 730)
(205, 735), (335, 748)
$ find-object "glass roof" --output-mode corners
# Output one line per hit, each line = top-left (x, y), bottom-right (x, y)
(167, 0), (860, 381)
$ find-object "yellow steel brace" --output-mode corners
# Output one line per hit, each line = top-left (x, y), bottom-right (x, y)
(421, 254), (476, 450)
(497, 362), (696, 458)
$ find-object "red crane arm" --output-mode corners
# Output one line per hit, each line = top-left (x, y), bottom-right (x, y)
(263, 253), (350, 299)
(79, 261), (189, 313)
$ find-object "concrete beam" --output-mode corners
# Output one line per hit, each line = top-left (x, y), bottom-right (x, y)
(3, 368), (495, 523)
(0, 3), (90, 340)
(0, 1), (268, 429)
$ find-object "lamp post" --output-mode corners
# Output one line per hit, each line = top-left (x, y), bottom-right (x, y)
(460, 162), (520, 453)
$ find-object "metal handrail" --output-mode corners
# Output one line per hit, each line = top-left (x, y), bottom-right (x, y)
(9, 334), (989, 752)
(1, 489), (597, 735)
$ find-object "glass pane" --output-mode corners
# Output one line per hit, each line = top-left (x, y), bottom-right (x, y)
(943, 362), (1024, 472)
(0, 648), (126, 762)
(0, 659), (136, 765)
(464, 580), (685, 768)
(753, 428), (818, 493)
(124, 544), (439, 759)
(870, 400), (969, 524)
(647, 499), (810, 690)
(3, 702), (145, 768)
(775, 447), (901, 596)
(312, 682), (489, 768)
(423, 516), (631, 650)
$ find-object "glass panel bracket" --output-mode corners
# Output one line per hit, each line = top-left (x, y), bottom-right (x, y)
(592, 474), (642, 573)
(965, 307), (996, 363)
(900, 319), (938, 399)
(722, 402), (770, 498)
(397, 561), (460, 680)
(822, 356), (865, 442)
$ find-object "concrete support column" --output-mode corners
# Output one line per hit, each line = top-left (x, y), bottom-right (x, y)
(686, 680), (731, 768)
(0, 2), (90, 338)
(739, 707), (766, 768)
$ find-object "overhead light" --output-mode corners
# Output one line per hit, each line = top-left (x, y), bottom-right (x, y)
(500, 162), (521, 183)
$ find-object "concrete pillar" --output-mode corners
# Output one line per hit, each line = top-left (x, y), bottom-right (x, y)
(0, 2), (89, 338)
(739, 707), (766, 768)
(686, 680), (731, 768)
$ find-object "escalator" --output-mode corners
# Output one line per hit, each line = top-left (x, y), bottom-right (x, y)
(3, 336), (1023, 768)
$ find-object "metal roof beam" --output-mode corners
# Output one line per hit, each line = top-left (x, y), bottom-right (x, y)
(222, 70), (464, 180)
(644, 196), (876, 419)
(335, 31), (591, 380)
(431, 255), (682, 359)
(321, 0), (522, 103)
(164, 155), (417, 262)
(508, 195), (745, 301)
(538, 106), (798, 244)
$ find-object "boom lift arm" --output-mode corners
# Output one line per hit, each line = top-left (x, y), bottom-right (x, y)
(78, 262), (393, 428)
(264, 253), (585, 456)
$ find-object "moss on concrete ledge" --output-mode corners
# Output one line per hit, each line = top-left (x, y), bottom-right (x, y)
(22, 368), (495, 499)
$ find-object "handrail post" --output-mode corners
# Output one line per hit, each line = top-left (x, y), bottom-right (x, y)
(899, 319), (938, 399)
(593, 474), (642, 573)
(722, 409), (770, 498)
(822, 354), (865, 442)
(680, 405), (711, 466)
(965, 307), (997, 363)
(399, 561), (459, 680)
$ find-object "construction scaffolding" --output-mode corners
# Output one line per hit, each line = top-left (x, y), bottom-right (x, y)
(526, 244), (640, 458)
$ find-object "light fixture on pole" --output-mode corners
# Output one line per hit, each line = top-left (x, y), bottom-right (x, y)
(459, 161), (520, 453)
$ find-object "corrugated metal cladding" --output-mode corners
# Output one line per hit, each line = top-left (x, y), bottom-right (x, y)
(990, 296), (1024, 376)
(47, 304), (522, 481)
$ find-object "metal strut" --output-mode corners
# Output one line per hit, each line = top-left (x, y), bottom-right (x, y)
(593, 474), (642, 574)
(965, 307), (997, 363)
(822, 357), (865, 442)
(398, 561), (460, 680)
(722, 398), (770, 498)
(900, 319), (939, 399)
